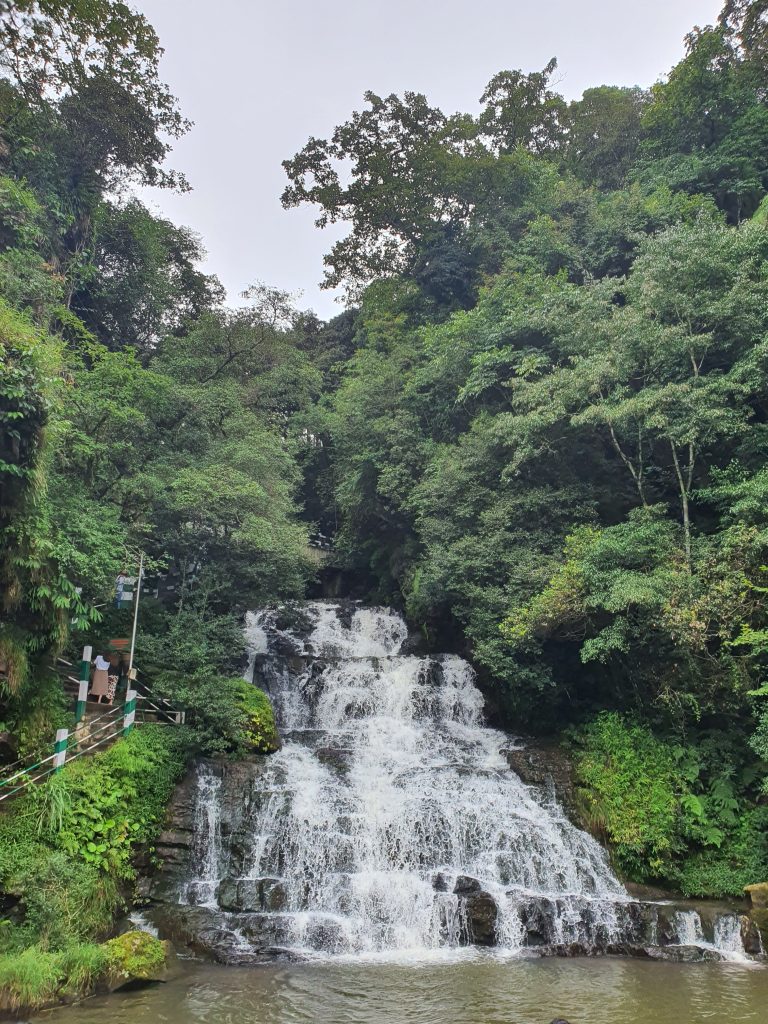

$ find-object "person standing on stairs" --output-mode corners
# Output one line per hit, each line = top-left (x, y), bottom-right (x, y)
(106, 655), (120, 705)
(90, 652), (111, 704)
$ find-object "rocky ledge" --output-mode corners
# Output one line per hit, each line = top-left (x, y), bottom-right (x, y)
(137, 754), (766, 965)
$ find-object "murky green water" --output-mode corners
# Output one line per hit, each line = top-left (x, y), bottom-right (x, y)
(41, 954), (768, 1024)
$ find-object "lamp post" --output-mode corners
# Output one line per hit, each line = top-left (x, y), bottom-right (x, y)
(127, 551), (144, 676)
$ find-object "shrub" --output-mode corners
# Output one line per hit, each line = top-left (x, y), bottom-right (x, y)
(674, 807), (768, 898)
(154, 672), (279, 756)
(0, 726), (187, 956)
(232, 679), (280, 753)
(572, 712), (680, 878)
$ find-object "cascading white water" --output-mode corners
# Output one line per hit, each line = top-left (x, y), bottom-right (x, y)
(177, 602), (755, 962)
(185, 765), (222, 908)
(713, 915), (749, 960)
(674, 909), (705, 946)
(673, 909), (749, 961)
(191, 601), (628, 957)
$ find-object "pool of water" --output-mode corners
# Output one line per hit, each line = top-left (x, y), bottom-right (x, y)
(42, 953), (768, 1024)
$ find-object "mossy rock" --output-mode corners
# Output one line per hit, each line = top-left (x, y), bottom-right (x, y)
(744, 882), (768, 909)
(102, 931), (170, 989)
(230, 680), (280, 753)
(749, 907), (768, 949)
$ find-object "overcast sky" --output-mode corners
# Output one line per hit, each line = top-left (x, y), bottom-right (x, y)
(136, 0), (723, 320)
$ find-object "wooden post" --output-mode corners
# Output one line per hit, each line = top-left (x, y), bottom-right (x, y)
(76, 645), (92, 723)
(53, 728), (68, 772)
(123, 688), (137, 736)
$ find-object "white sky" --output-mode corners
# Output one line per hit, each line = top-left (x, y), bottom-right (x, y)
(136, 0), (723, 320)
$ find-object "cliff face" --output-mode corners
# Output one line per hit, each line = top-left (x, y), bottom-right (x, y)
(503, 740), (581, 823)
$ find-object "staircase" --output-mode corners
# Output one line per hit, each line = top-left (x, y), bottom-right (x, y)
(0, 658), (185, 804)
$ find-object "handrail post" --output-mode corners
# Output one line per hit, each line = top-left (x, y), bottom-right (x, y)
(76, 645), (91, 723)
(54, 729), (68, 772)
(123, 688), (137, 736)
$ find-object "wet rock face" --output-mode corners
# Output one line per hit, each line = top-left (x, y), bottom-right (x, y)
(147, 757), (278, 904)
(148, 771), (197, 902)
(503, 741), (580, 824)
(0, 730), (18, 765)
(218, 877), (286, 913)
(463, 891), (497, 946)
(146, 756), (766, 966)
(744, 886), (768, 951)
(645, 944), (724, 963)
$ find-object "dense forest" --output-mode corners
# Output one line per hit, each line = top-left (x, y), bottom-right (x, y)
(2, 0), (768, 989)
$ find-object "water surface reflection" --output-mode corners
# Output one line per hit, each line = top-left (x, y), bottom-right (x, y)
(46, 954), (768, 1024)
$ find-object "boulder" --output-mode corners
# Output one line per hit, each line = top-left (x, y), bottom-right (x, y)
(741, 915), (764, 956)
(744, 883), (768, 909)
(101, 930), (172, 991)
(749, 908), (768, 950)
(502, 741), (579, 823)
(453, 875), (481, 895)
(218, 877), (286, 913)
(0, 730), (18, 765)
(464, 891), (497, 945)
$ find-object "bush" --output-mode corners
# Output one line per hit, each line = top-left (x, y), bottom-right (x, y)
(0, 726), (187, 954)
(154, 671), (279, 756)
(674, 807), (768, 898)
(572, 712), (680, 878)
(232, 679), (280, 753)
(572, 712), (768, 895)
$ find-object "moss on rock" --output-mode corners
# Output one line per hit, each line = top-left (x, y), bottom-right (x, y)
(103, 930), (169, 987)
(231, 680), (280, 753)
(745, 882), (768, 909)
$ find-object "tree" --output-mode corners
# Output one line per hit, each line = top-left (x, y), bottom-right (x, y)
(282, 87), (554, 302)
(0, 0), (188, 189)
(566, 86), (648, 189)
(479, 58), (567, 155)
(71, 200), (223, 351)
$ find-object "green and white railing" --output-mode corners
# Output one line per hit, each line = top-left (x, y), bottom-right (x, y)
(0, 647), (185, 804)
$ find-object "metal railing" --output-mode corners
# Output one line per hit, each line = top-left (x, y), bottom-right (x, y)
(0, 649), (186, 804)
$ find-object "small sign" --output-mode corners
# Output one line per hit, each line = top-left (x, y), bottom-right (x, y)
(115, 574), (136, 609)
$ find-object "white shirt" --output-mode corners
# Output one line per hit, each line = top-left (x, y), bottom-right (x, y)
(94, 656), (111, 671)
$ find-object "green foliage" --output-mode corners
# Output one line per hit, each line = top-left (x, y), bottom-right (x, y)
(0, 944), (67, 1011)
(0, 936), (167, 1012)
(0, 727), (186, 952)
(233, 679), (280, 753)
(0, 931), (166, 1012)
(102, 930), (166, 982)
(153, 671), (278, 758)
(572, 713), (680, 877)
(675, 807), (768, 898)
(572, 712), (768, 893)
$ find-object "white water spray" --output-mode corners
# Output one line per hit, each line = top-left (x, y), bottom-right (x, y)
(185, 765), (222, 908)
(180, 603), (751, 962)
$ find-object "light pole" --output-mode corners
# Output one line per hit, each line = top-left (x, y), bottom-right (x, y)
(127, 551), (144, 676)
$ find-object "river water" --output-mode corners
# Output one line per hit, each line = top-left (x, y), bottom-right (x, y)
(47, 955), (768, 1024)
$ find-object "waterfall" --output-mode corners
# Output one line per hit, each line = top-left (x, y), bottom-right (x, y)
(172, 602), (756, 963)
(673, 909), (749, 961)
(674, 910), (705, 946)
(713, 915), (748, 960)
(184, 765), (222, 908)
